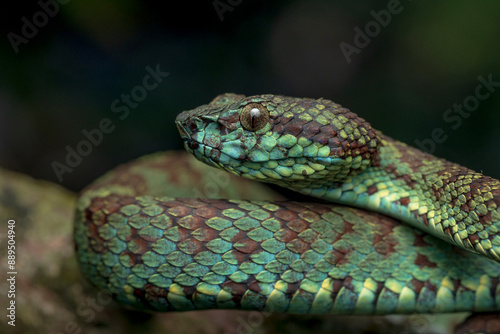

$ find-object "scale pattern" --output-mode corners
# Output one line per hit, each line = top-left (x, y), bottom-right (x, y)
(75, 94), (500, 333)
(76, 190), (500, 314)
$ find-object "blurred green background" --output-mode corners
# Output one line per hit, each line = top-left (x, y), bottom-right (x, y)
(0, 0), (499, 191)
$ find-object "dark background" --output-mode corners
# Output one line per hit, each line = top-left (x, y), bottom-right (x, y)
(1, 0), (499, 191)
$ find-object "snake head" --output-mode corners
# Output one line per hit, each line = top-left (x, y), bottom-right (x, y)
(176, 93), (380, 188)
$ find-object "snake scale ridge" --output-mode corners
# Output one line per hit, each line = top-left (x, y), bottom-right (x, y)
(74, 94), (500, 330)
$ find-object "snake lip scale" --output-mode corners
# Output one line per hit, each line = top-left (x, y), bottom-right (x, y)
(75, 93), (500, 326)
(179, 124), (349, 172)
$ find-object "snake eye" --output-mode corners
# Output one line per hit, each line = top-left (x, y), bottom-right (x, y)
(240, 103), (269, 131)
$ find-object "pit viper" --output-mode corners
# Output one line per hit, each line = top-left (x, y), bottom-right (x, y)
(74, 94), (500, 333)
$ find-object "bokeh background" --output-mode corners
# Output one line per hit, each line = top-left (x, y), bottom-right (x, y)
(1, 0), (499, 190)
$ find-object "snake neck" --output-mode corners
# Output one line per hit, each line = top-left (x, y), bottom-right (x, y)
(293, 134), (500, 263)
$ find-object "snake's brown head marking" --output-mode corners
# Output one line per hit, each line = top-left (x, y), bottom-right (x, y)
(176, 93), (381, 186)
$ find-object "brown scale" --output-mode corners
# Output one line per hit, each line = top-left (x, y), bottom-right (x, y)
(312, 133), (331, 147)
(166, 205), (191, 217)
(191, 227), (218, 242)
(469, 234), (480, 244)
(88, 197), (106, 215)
(484, 210), (493, 223)
(302, 122), (321, 138)
(409, 279), (425, 294)
(194, 206), (218, 219)
(320, 125), (336, 138)
(286, 218), (308, 233)
(84, 217), (105, 252)
(328, 136), (344, 151)
(281, 118), (305, 137)
(399, 197), (411, 205)
(178, 239), (203, 254)
(222, 281), (249, 297)
(414, 253), (438, 268)
(309, 203), (336, 216)
(128, 238), (150, 254)
(366, 185), (379, 195)
(234, 239), (259, 254)
(182, 198), (208, 208)
(178, 215), (203, 230)
(373, 232), (398, 256)
(103, 200), (122, 215)
(277, 113), (293, 125)
(119, 196), (138, 206)
(275, 209), (298, 222)
(371, 281), (386, 297)
(182, 286), (197, 300)
(144, 284), (169, 305)
(371, 229), (389, 249)
(287, 201), (314, 214)
(275, 228), (297, 243)
(272, 123), (285, 135)
(248, 280), (265, 294)
(209, 199), (235, 211)
(341, 276), (356, 292)
(287, 239), (310, 254)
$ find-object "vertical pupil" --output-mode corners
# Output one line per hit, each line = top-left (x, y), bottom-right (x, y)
(250, 108), (260, 128)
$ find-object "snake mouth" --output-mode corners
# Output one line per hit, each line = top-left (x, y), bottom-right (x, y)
(180, 139), (249, 179)
(182, 140), (226, 161)
(176, 116), (357, 183)
(176, 118), (242, 163)
(180, 137), (339, 182)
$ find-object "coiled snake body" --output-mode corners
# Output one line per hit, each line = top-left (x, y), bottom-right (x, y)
(75, 94), (500, 332)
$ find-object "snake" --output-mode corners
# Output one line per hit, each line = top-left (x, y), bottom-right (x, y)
(74, 93), (500, 333)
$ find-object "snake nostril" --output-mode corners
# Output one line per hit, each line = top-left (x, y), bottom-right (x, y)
(187, 120), (199, 132)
